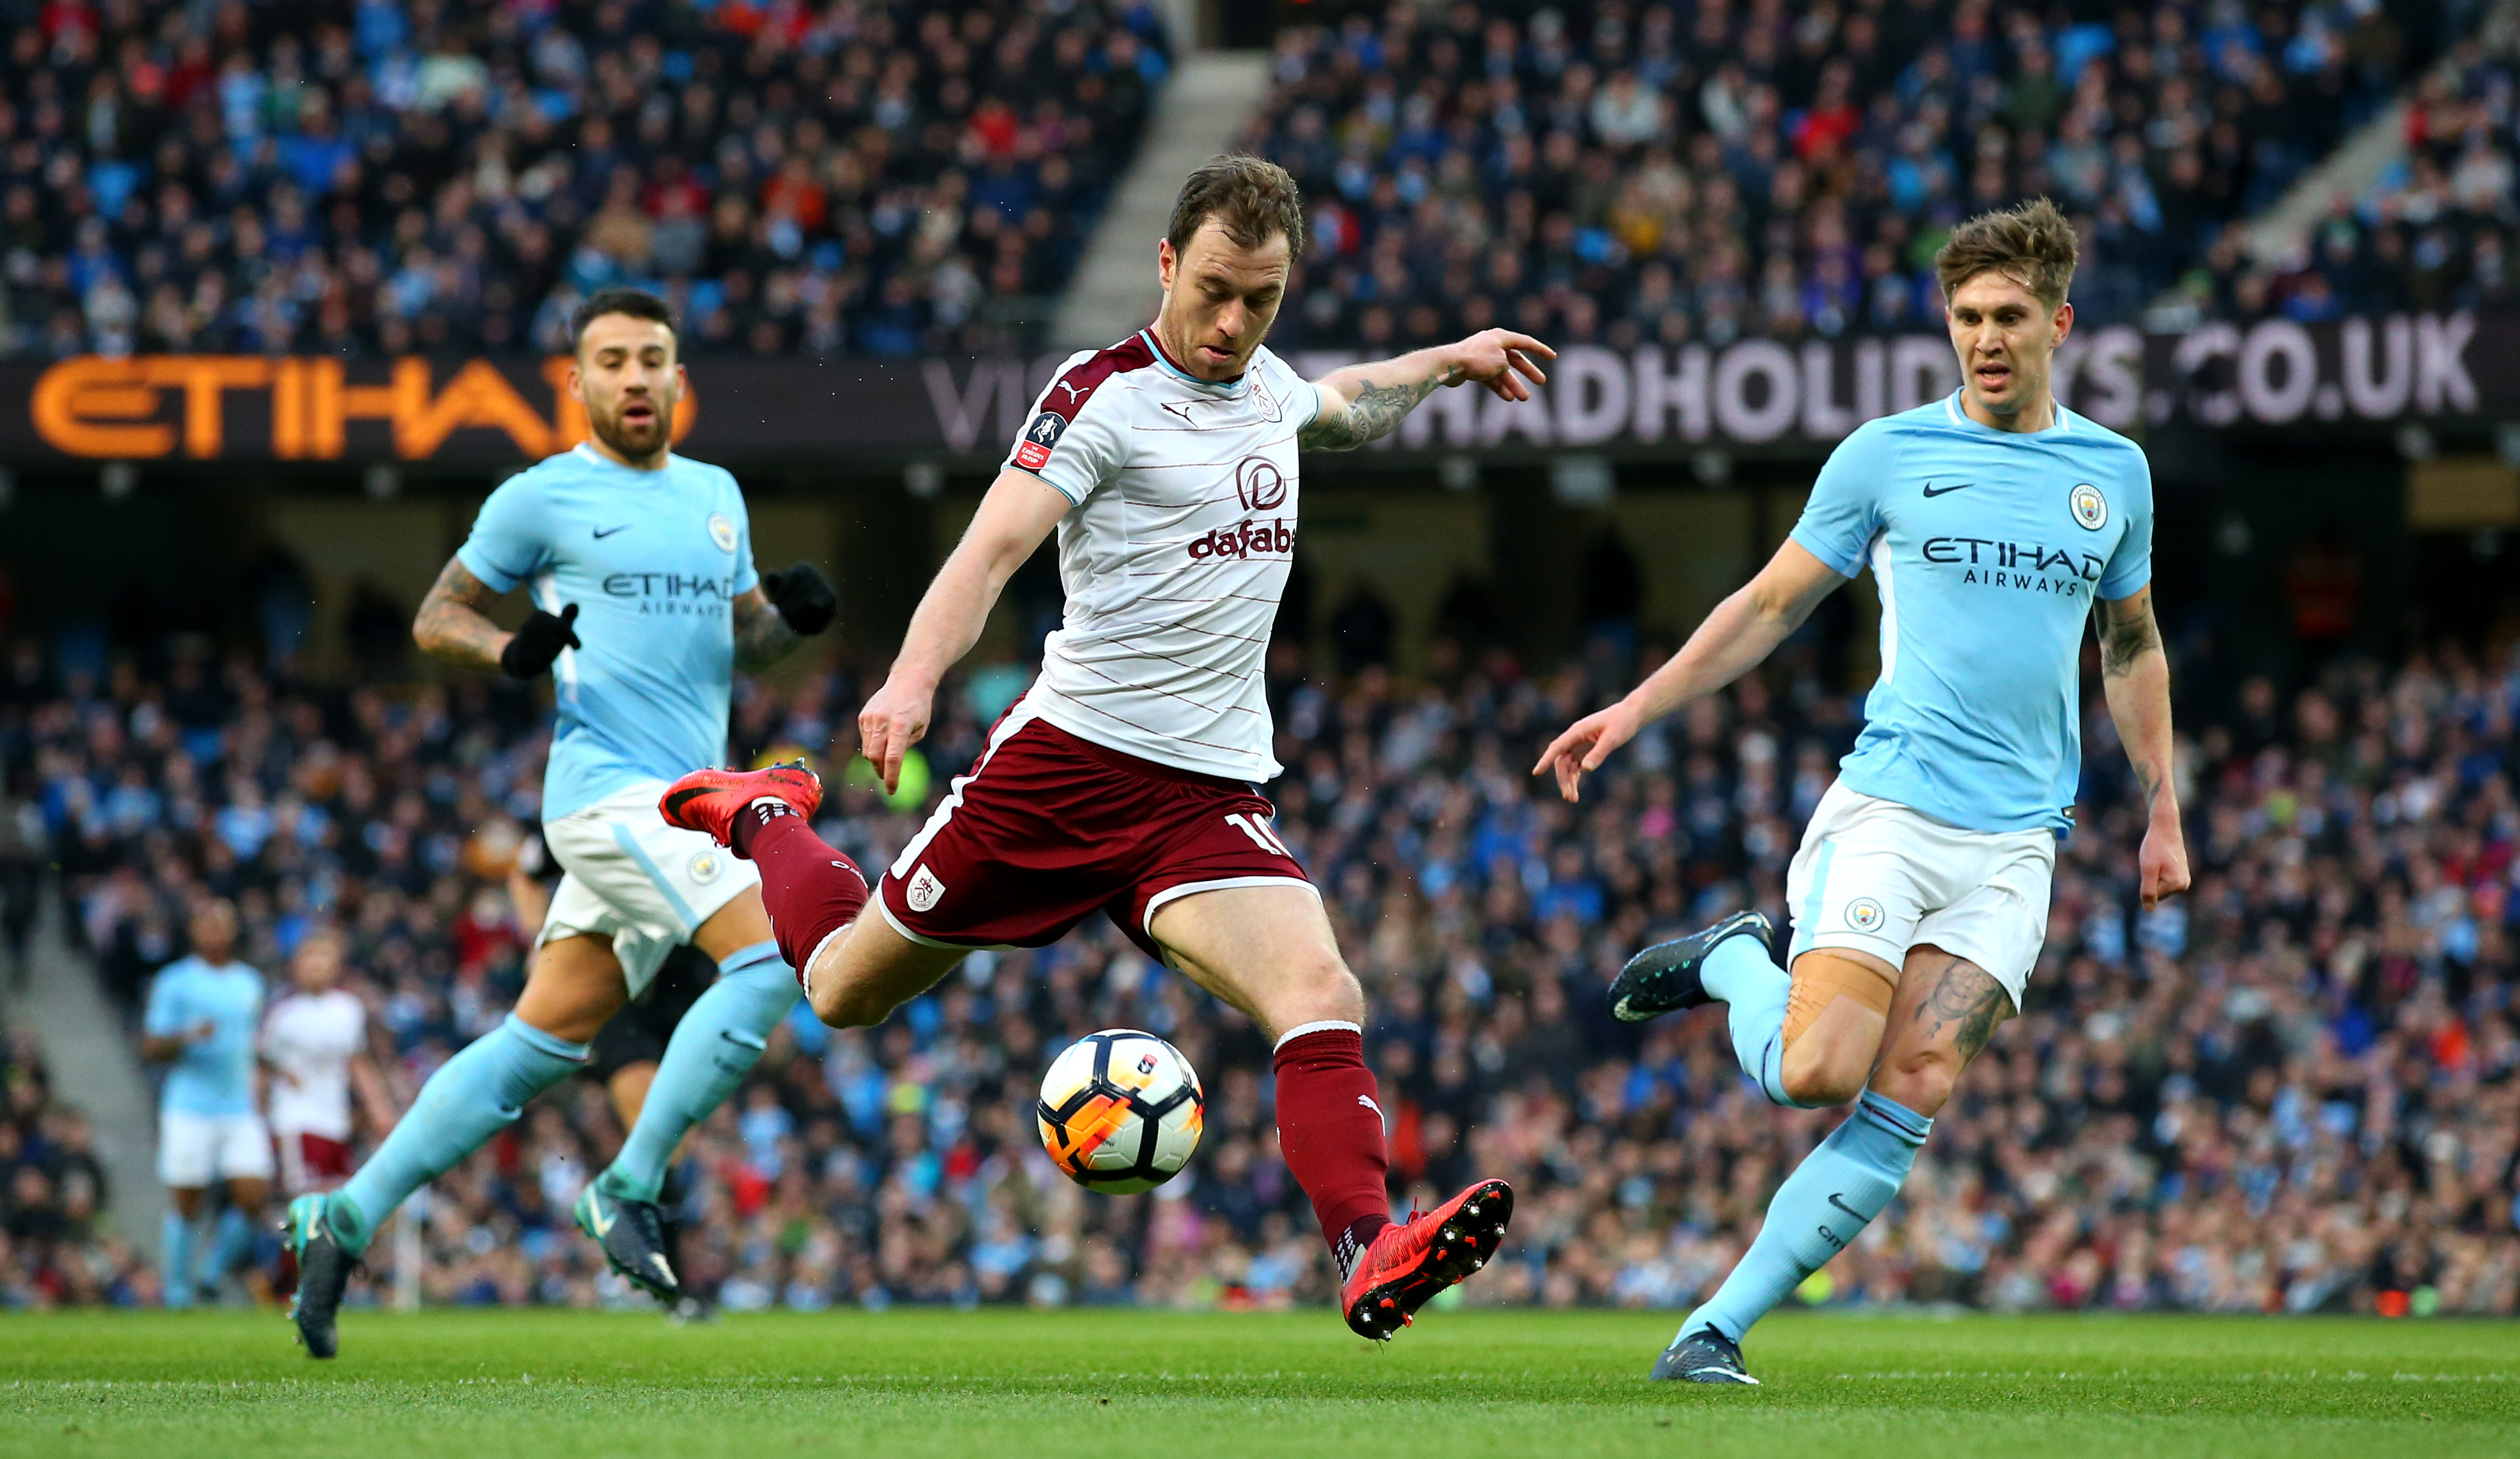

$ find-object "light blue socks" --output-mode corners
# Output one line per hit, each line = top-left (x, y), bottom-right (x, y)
(601, 941), (794, 1202)
(1700, 932), (1803, 1107)
(205, 1206), (253, 1290)
(161, 1211), (197, 1309)
(1682, 1090), (1933, 1341)
(329, 1014), (589, 1252)
(167, 1204), (264, 1304)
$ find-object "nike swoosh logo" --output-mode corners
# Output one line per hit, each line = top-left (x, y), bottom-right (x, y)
(1827, 1193), (1865, 1220)
(1921, 482), (1976, 497)
(593, 524), (632, 538)
(586, 1195), (615, 1238)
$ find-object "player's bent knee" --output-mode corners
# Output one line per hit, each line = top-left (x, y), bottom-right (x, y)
(1779, 1040), (1868, 1106)
(1872, 1045), (1963, 1115)
(809, 975), (892, 1030)
(1776, 953), (1894, 1106)
(1285, 955), (1363, 1027)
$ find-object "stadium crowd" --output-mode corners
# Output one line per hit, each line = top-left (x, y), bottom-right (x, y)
(0, 1021), (143, 1306)
(5, 584), (2519, 1317)
(1249, 0), (2457, 353)
(5, 0), (2500, 369)
(2182, 27), (2520, 324)
(0, 0), (1167, 361)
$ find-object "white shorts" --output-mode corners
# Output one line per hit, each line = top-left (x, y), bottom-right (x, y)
(540, 781), (762, 998)
(158, 1110), (275, 1188)
(1784, 779), (2056, 1010)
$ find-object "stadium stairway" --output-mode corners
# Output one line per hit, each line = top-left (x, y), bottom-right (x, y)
(10, 894), (165, 1259)
(2230, 0), (2520, 276)
(1050, 48), (1271, 349)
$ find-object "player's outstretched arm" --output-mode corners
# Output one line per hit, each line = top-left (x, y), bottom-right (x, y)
(1533, 539), (1844, 802)
(1297, 329), (1555, 450)
(857, 469), (1071, 792)
(2098, 586), (2190, 909)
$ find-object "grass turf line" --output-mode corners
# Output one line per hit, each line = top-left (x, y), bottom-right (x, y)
(2, 1309), (2516, 1459)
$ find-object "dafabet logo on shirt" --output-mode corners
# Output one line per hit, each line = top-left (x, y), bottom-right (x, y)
(1234, 456), (1287, 511)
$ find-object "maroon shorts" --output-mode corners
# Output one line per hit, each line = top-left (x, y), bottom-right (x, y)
(877, 709), (1312, 962)
(278, 1131), (351, 1193)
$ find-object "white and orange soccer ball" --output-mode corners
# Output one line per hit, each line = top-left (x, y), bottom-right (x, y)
(1036, 1030), (1205, 1193)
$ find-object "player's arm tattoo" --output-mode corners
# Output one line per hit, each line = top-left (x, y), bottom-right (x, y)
(2096, 586), (2162, 680)
(1298, 361), (1468, 450)
(732, 587), (801, 671)
(412, 557), (510, 672)
(2096, 586), (2175, 815)
(1909, 952), (2013, 1063)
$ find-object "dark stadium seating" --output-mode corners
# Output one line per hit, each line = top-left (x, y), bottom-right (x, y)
(11, 629), (2519, 1314)
(1248, 1), (2453, 352)
(2176, 33), (2519, 323)
(0, 0), (1166, 360)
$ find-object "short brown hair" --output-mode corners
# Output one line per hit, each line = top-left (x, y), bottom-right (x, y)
(571, 286), (676, 353)
(1935, 196), (2078, 308)
(1168, 155), (1306, 259)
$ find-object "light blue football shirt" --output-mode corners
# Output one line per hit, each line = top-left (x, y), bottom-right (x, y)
(457, 444), (759, 820)
(144, 956), (265, 1117)
(1790, 392), (2153, 833)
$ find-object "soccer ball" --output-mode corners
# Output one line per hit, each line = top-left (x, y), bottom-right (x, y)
(1036, 1030), (1204, 1193)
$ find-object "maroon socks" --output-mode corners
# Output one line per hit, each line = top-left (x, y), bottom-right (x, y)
(730, 801), (869, 978)
(1272, 1022), (1394, 1279)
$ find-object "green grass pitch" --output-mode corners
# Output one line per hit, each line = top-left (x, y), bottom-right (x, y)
(3, 1309), (2516, 1458)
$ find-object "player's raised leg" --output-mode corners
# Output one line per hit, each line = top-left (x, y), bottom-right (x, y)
(1653, 945), (2000, 1382)
(659, 762), (963, 1035)
(655, 763), (887, 1000)
(1150, 884), (1513, 1341)
(1614, 917), (1899, 1110)
(285, 935), (624, 1357)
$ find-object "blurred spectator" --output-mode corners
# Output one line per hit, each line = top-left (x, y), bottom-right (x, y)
(0, 0), (1168, 360)
(4, 607), (2517, 1315)
(1, 1024), (148, 1306)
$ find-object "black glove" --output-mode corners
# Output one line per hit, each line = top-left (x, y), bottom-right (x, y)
(763, 563), (837, 636)
(500, 602), (580, 679)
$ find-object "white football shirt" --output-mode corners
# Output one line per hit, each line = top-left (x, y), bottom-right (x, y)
(1002, 328), (1316, 783)
(260, 988), (366, 1140)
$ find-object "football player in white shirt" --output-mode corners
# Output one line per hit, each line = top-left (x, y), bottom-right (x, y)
(261, 929), (389, 1196)
(658, 155), (1553, 1342)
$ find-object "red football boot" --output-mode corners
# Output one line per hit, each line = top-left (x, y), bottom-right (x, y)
(658, 761), (823, 849)
(1338, 1177), (1514, 1339)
